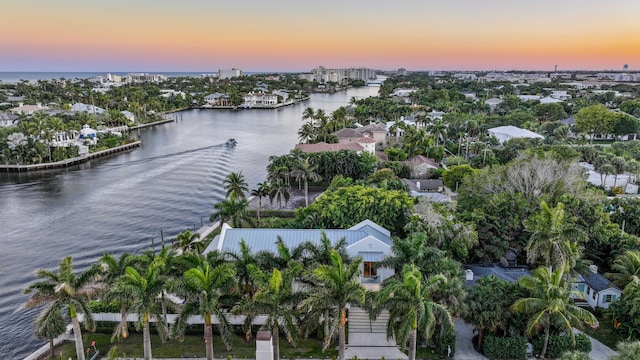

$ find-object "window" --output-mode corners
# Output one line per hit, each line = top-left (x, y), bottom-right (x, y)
(603, 294), (613, 303)
(586, 287), (591, 295)
(363, 262), (377, 278)
(592, 291), (596, 300)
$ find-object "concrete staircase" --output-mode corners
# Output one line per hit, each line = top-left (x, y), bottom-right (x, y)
(346, 306), (408, 360)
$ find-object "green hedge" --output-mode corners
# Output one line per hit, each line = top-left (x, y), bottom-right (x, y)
(483, 335), (527, 359)
(436, 327), (456, 357)
(89, 300), (120, 313)
(532, 333), (592, 359)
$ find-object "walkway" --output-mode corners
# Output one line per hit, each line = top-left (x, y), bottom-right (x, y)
(454, 318), (487, 360)
(574, 329), (618, 359)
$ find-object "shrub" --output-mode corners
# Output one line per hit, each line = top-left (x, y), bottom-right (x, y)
(435, 327), (456, 357)
(532, 333), (592, 359)
(482, 335), (527, 359)
(89, 300), (120, 313)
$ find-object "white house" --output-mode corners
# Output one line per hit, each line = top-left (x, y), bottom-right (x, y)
(572, 265), (622, 309)
(78, 124), (97, 145)
(551, 90), (572, 101)
(484, 98), (504, 109)
(0, 112), (19, 127)
(243, 92), (278, 107)
(488, 125), (544, 144)
(204, 93), (232, 107)
(203, 219), (394, 289)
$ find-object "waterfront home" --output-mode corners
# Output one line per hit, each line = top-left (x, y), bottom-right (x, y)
(243, 92), (278, 107)
(487, 125), (544, 144)
(294, 137), (376, 155)
(79, 124), (97, 145)
(203, 219), (394, 290)
(204, 92), (232, 107)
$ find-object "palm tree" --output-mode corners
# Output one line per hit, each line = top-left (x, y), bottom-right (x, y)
(233, 264), (304, 360)
(374, 264), (453, 360)
(22, 256), (101, 360)
(211, 196), (249, 227)
(268, 179), (290, 210)
(99, 252), (134, 341)
(172, 259), (236, 360)
(297, 122), (316, 143)
(510, 267), (598, 359)
(290, 158), (322, 207)
(174, 229), (203, 255)
(302, 250), (366, 360)
(251, 182), (271, 222)
(34, 306), (66, 359)
(113, 258), (170, 360)
(302, 107), (315, 123)
(523, 201), (584, 273)
(223, 171), (249, 200)
(606, 250), (640, 292)
(426, 119), (447, 146)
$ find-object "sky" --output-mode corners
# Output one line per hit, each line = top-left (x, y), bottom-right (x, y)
(1, 0), (639, 72)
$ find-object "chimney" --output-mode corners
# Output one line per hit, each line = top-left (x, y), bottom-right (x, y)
(589, 265), (598, 274)
(465, 269), (474, 281)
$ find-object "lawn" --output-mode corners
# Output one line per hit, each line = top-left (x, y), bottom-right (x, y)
(582, 313), (625, 350)
(56, 332), (338, 359)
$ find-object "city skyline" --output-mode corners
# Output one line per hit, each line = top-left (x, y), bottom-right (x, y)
(1, 0), (639, 72)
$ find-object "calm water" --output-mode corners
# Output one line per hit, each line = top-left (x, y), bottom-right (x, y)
(0, 86), (379, 358)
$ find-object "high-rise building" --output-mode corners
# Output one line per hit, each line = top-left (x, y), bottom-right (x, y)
(310, 66), (376, 84)
(218, 68), (243, 79)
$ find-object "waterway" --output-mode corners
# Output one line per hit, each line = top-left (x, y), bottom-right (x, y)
(0, 86), (380, 358)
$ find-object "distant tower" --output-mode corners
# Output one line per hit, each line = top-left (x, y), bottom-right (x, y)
(554, 65), (557, 72)
(623, 64), (629, 71)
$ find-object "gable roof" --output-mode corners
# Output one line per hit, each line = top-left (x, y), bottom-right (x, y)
(578, 271), (619, 292)
(203, 220), (392, 256)
(334, 128), (362, 138)
(401, 155), (439, 169)
(358, 123), (387, 133)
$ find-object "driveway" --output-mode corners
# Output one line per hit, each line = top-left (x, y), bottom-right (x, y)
(454, 318), (488, 360)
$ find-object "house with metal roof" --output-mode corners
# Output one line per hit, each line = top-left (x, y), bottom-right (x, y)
(203, 219), (394, 289)
(487, 125), (544, 144)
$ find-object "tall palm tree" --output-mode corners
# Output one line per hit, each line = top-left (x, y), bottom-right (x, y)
(251, 182), (271, 223)
(113, 258), (170, 360)
(223, 171), (248, 200)
(606, 250), (640, 292)
(510, 267), (598, 359)
(290, 158), (322, 207)
(233, 264), (304, 360)
(99, 252), (134, 341)
(302, 107), (315, 123)
(211, 196), (249, 227)
(302, 250), (365, 360)
(374, 264), (453, 360)
(22, 256), (101, 360)
(172, 259), (236, 360)
(523, 201), (584, 273)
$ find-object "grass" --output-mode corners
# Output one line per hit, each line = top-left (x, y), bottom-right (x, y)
(55, 331), (338, 359)
(582, 313), (625, 350)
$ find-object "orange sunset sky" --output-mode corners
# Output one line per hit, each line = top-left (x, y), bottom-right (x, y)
(1, 0), (639, 72)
